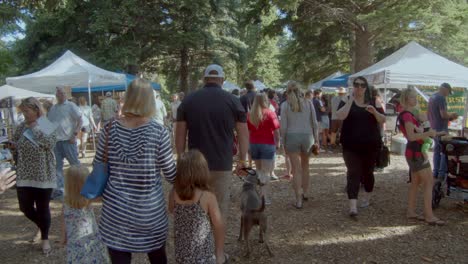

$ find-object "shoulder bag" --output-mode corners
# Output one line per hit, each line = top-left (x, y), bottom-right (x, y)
(80, 121), (112, 199)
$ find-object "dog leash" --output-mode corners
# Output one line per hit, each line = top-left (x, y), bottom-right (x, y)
(236, 168), (266, 186)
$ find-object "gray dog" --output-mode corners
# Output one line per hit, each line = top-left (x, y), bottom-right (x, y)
(238, 170), (273, 258)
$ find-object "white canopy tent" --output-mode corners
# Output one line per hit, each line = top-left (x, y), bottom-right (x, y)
(6, 50), (126, 105)
(0, 85), (56, 100)
(349, 41), (468, 88)
(223, 81), (240, 91)
(308, 71), (344, 90)
(254, 80), (267, 90)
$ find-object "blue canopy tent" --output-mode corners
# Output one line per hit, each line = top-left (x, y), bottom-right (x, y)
(321, 74), (350, 88)
(72, 74), (161, 93)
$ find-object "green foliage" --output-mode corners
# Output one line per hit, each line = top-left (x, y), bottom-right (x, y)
(1, 0), (467, 92)
(274, 0), (468, 84)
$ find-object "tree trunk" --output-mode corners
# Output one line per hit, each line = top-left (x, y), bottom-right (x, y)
(180, 47), (189, 93)
(353, 25), (373, 73)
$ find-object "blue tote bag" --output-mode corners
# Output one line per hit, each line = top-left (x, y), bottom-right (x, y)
(81, 121), (112, 199)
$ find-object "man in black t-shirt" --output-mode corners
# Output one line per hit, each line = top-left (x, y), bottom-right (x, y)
(240, 80), (256, 112)
(175, 64), (249, 222)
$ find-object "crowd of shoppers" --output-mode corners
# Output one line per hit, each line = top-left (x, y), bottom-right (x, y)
(5, 63), (455, 263)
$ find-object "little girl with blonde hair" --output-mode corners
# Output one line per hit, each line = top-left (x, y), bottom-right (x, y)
(169, 150), (228, 264)
(62, 165), (110, 263)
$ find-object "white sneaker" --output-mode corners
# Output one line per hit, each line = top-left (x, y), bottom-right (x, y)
(270, 173), (279, 181)
(359, 199), (370, 208)
(359, 192), (371, 208)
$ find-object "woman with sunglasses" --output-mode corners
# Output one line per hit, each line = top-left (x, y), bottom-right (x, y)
(336, 76), (386, 217)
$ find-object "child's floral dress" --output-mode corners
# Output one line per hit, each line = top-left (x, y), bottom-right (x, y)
(64, 204), (110, 264)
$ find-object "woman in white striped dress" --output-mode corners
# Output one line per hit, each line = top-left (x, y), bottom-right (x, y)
(94, 79), (176, 264)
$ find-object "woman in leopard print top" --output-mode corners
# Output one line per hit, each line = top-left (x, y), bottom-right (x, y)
(12, 97), (57, 255)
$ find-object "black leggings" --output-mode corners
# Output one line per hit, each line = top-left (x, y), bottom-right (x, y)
(108, 246), (167, 264)
(16, 187), (53, 240)
(343, 149), (377, 199)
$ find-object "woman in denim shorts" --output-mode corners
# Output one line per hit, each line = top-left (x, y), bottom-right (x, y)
(247, 93), (280, 205)
(280, 82), (319, 209)
(398, 88), (445, 225)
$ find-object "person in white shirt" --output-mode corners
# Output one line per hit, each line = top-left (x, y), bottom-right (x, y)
(170, 94), (181, 122)
(78, 96), (97, 158)
(47, 87), (82, 199)
(330, 87), (347, 148)
(153, 91), (167, 126)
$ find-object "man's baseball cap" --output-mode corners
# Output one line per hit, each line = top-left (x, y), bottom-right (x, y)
(440, 82), (452, 95)
(105, 92), (112, 97)
(204, 64), (225, 78)
(337, 87), (347, 94)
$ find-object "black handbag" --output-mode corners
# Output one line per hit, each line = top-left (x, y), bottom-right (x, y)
(376, 145), (390, 168)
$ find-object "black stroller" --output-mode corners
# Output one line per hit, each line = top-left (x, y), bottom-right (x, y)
(433, 137), (468, 208)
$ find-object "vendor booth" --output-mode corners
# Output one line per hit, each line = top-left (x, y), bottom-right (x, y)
(6, 50), (126, 106)
(349, 41), (468, 151)
(308, 71), (344, 90)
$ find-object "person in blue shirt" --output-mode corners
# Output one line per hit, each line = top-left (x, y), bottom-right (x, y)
(427, 83), (458, 181)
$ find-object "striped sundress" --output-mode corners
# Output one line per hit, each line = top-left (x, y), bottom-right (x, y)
(94, 120), (176, 253)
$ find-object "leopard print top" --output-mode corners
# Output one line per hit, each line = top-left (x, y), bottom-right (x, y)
(13, 122), (57, 189)
(174, 193), (215, 264)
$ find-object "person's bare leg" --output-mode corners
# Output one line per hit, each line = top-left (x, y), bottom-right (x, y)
(81, 132), (89, 156)
(330, 132), (337, 146)
(261, 159), (274, 204)
(407, 171), (421, 217)
(289, 152), (302, 207)
(300, 153), (310, 198)
(419, 169), (436, 221)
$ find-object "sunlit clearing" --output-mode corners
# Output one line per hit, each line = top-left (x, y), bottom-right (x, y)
(303, 226), (419, 246)
(0, 209), (24, 216)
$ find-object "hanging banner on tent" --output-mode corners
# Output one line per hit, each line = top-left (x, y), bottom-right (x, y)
(416, 86), (466, 117)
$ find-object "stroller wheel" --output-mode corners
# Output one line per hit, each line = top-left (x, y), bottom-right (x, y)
(432, 181), (442, 209)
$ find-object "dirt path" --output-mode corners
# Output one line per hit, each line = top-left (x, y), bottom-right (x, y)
(0, 152), (467, 264)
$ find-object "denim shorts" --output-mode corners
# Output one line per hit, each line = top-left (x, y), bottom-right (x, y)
(321, 116), (330, 129)
(250, 144), (276, 160)
(406, 156), (431, 173)
(284, 133), (314, 153)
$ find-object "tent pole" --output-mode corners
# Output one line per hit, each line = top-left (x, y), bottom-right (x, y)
(463, 89), (468, 137)
(87, 78), (96, 151)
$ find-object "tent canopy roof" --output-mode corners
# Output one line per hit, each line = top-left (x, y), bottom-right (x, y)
(309, 71), (344, 90)
(6, 50), (126, 94)
(0, 85), (56, 100)
(72, 74), (161, 93)
(223, 81), (240, 91)
(254, 80), (267, 90)
(322, 74), (350, 88)
(350, 41), (468, 87)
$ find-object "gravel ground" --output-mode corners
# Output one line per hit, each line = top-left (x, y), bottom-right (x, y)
(0, 151), (467, 264)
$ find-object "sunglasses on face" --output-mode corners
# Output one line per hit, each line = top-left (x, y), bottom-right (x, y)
(353, 82), (366, 88)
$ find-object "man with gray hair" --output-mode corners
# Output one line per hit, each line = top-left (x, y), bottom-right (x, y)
(175, 64), (249, 223)
(47, 87), (82, 199)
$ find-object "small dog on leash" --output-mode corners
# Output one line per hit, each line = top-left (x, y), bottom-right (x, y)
(238, 169), (273, 258)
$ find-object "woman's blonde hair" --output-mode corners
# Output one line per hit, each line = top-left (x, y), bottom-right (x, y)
(286, 81), (303, 112)
(121, 78), (156, 117)
(64, 165), (90, 209)
(78, 96), (87, 106)
(19, 97), (44, 118)
(399, 88), (417, 108)
(174, 150), (211, 201)
(249, 93), (269, 127)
